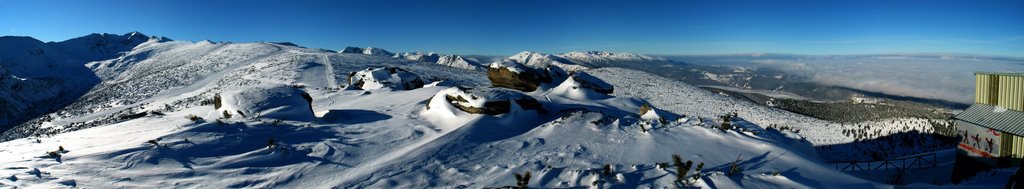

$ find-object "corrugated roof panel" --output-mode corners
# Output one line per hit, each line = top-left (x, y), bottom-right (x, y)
(956, 104), (1024, 136)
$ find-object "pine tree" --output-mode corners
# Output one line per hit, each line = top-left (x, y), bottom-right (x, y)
(692, 162), (704, 181)
(672, 154), (685, 183)
(514, 171), (531, 189)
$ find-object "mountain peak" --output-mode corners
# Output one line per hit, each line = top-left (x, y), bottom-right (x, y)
(340, 46), (394, 56)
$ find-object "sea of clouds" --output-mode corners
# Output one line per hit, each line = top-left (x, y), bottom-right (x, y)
(748, 55), (1024, 104)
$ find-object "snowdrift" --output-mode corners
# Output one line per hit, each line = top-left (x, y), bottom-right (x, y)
(214, 85), (315, 121)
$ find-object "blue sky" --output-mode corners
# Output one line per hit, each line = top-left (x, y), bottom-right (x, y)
(1, 0), (1022, 56)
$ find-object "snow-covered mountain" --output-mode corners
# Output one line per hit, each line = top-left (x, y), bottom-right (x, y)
(340, 46), (394, 56)
(503, 51), (588, 71)
(0, 33), (989, 188)
(560, 51), (665, 63)
(0, 32), (157, 132)
(394, 52), (484, 70)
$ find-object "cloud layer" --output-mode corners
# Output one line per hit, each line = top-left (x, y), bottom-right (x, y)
(749, 55), (1024, 104)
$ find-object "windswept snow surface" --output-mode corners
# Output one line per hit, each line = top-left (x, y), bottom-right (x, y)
(0, 84), (881, 188)
(0, 38), (958, 188)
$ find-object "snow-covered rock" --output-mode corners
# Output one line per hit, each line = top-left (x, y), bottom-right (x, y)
(347, 67), (425, 90)
(570, 71), (613, 94)
(486, 59), (567, 92)
(549, 71), (615, 100)
(638, 104), (664, 123)
(214, 85), (315, 121)
(425, 87), (544, 115)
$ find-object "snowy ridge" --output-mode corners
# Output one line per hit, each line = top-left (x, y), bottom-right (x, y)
(503, 51), (589, 71)
(395, 52), (484, 70)
(560, 51), (665, 63)
(0, 32), (159, 131)
(340, 46), (394, 56)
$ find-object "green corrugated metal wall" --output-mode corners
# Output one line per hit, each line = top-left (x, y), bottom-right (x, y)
(976, 73), (1023, 112)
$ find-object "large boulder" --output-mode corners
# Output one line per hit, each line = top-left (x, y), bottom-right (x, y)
(571, 72), (613, 94)
(347, 67), (425, 90)
(639, 103), (666, 123)
(486, 60), (567, 92)
(426, 87), (545, 115)
(215, 85), (315, 121)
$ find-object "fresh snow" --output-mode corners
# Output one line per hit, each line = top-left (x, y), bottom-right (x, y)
(0, 35), (991, 188)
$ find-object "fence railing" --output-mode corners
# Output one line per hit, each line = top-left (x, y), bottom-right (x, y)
(827, 152), (937, 171)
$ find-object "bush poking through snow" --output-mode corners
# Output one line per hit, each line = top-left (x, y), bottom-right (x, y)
(720, 114), (734, 130)
(728, 155), (742, 176)
(187, 114), (203, 122)
(603, 164), (612, 176)
(267, 138), (276, 149)
(692, 162), (704, 181)
(514, 171), (531, 189)
(46, 146), (68, 159)
(672, 154), (686, 183)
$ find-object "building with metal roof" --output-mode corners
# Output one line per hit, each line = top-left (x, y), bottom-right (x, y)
(954, 72), (1024, 167)
(951, 72), (1024, 183)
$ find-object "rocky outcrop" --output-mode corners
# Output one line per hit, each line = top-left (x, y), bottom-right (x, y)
(486, 60), (567, 92)
(569, 72), (613, 94)
(347, 67), (425, 90)
(427, 87), (545, 115)
(639, 103), (666, 123)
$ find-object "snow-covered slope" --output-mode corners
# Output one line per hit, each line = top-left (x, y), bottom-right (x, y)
(0, 65), (882, 188)
(0, 35), (969, 188)
(0, 32), (156, 132)
(3, 40), (487, 141)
